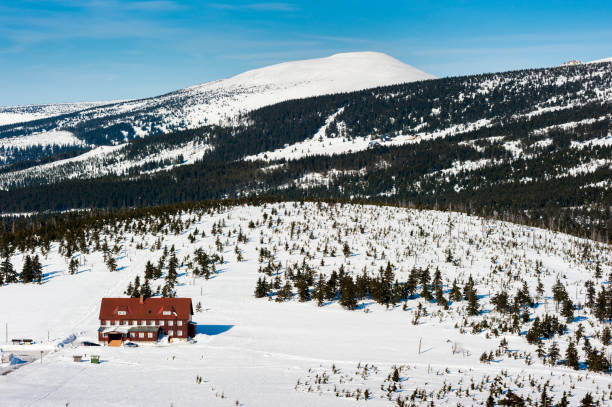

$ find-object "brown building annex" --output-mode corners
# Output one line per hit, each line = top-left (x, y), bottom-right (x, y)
(98, 297), (196, 345)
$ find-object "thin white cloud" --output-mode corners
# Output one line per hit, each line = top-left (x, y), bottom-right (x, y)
(210, 2), (297, 12)
(123, 1), (185, 11)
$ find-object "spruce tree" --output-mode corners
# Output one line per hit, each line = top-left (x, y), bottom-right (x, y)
(133, 275), (141, 297)
(142, 279), (152, 299)
(449, 279), (462, 302)
(313, 273), (326, 306)
(580, 393), (594, 407)
(516, 281), (532, 308)
(21, 255), (33, 283)
(565, 341), (579, 370)
(561, 298), (574, 323)
(276, 280), (293, 302)
(539, 384), (552, 407)
(254, 277), (269, 298)
(433, 268), (446, 307)
(419, 267), (432, 301)
(339, 275), (357, 310)
(1, 257), (17, 284)
(168, 251), (178, 278)
(463, 275), (475, 300)
(324, 270), (338, 300)
(602, 326), (611, 346)
(552, 278), (567, 311)
(295, 277), (310, 302)
(69, 257), (79, 275)
(106, 255), (117, 272)
(594, 289), (608, 321)
(32, 255), (42, 284)
(467, 286), (479, 316)
(144, 260), (156, 280)
(536, 276), (544, 302)
(343, 242), (350, 257)
(124, 282), (134, 297)
(548, 341), (560, 366)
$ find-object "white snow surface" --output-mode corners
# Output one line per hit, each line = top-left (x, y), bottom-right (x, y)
(0, 131), (84, 150)
(0, 203), (611, 406)
(588, 57), (612, 64)
(245, 118), (492, 162)
(0, 101), (116, 126)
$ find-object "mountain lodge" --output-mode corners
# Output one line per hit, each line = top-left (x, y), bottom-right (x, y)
(98, 297), (195, 345)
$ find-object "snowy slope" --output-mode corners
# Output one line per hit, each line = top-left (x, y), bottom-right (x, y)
(0, 101), (117, 126)
(0, 203), (610, 406)
(1, 52), (434, 138)
(0, 130), (84, 150)
(588, 56), (612, 64)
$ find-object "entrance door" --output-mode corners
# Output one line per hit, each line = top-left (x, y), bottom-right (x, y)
(107, 332), (123, 347)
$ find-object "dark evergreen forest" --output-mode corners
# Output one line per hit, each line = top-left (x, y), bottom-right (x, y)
(0, 63), (610, 242)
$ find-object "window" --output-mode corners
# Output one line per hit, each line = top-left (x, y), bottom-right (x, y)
(132, 320), (137, 325)
(130, 333), (135, 338)
(169, 330), (174, 336)
(148, 333), (153, 338)
(159, 320), (164, 326)
(168, 320), (173, 326)
(177, 321), (183, 326)
(139, 332), (144, 338)
(177, 330), (183, 336)
(141, 320), (146, 325)
(118, 311), (126, 315)
(163, 311), (171, 315)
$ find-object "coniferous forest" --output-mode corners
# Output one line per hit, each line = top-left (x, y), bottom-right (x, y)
(0, 62), (610, 242)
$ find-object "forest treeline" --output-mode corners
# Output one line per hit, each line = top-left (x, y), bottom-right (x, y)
(0, 63), (610, 242)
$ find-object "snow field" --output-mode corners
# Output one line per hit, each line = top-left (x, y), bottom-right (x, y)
(0, 202), (610, 406)
(0, 131), (84, 150)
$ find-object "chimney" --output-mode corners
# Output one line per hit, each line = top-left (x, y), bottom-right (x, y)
(139, 295), (144, 304)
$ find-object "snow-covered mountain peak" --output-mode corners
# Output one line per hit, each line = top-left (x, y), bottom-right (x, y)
(217, 51), (435, 91)
(0, 51), (434, 142)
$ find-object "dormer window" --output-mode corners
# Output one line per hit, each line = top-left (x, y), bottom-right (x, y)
(163, 311), (171, 315)
(118, 311), (127, 316)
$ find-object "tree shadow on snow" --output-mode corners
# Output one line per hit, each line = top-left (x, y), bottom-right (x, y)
(355, 301), (375, 310)
(196, 325), (234, 336)
(41, 270), (62, 283)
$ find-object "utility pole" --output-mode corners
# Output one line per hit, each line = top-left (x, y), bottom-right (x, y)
(418, 337), (422, 355)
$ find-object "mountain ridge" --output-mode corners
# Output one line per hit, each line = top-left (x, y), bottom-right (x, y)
(0, 52), (433, 137)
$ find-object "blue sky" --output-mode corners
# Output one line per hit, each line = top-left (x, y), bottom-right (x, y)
(1, 0), (611, 105)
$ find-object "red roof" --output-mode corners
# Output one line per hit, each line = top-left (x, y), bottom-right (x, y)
(99, 297), (193, 320)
